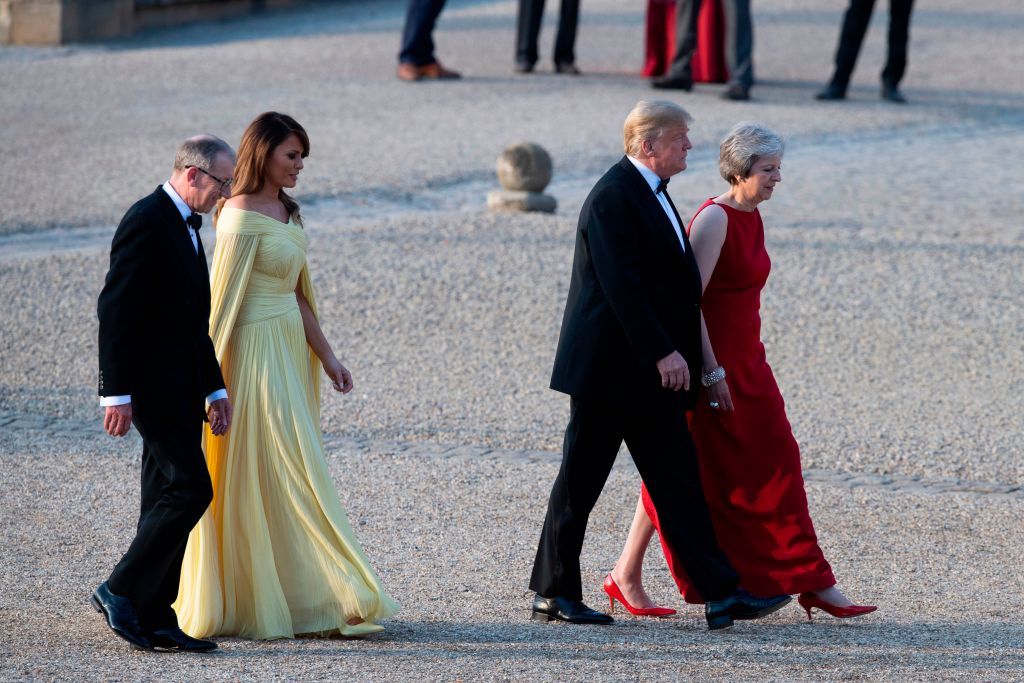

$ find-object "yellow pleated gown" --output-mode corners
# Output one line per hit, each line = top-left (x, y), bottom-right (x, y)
(174, 207), (398, 639)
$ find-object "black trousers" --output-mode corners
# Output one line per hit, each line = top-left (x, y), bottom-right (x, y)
(666, 0), (753, 88)
(530, 397), (739, 603)
(515, 0), (580, 67)
(399, 0), (448, 66)
(106, 407), (212, 629)
(828, 0), (915, 89)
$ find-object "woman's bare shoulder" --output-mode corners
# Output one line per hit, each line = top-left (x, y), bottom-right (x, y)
(223, 194), (259, 210)
(692, 202), (728, 232)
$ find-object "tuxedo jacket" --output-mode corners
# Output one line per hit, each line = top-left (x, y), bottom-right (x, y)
(97, 187), (225, 424)
(550, 157), (703, 412)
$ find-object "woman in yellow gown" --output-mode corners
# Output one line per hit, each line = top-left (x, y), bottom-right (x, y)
(174, 112), (398, 639)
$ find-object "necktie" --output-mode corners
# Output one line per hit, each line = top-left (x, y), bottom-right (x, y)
(185, 213), (202, 231)
(655, 177), (670, 194)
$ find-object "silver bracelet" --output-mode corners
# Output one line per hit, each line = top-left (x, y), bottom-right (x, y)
(701, 366), (726, 387)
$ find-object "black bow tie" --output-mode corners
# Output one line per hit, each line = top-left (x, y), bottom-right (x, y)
(185, 213), (202, 231)
(655, 178), (670, 195)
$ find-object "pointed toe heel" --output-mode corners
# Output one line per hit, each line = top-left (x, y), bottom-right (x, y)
(798, 592), (877, 620)
(601, 573), (676, 618)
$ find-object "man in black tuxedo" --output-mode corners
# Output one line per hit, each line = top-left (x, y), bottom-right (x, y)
(93, 136), (235, 651)
(529, 101), (790, 630)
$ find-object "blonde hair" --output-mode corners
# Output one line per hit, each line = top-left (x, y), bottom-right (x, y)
(623, 100), (693, 158)
(719, 122), (784, 185)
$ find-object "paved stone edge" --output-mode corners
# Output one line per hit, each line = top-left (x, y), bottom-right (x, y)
(1, 409), (1020, 500)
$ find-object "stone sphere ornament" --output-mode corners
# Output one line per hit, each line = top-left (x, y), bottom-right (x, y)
(488, 142), (557, 213)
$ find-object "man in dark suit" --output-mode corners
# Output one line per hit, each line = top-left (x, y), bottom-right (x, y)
(92, 136), (235, 652)
(397, 0), (461, 81)
(816, 0), (915, 102)
(529, 101), (790, 630)
(514, 0), (581, 74)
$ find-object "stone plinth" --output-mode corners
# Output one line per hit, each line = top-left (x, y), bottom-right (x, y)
(488, 142), (557, 214)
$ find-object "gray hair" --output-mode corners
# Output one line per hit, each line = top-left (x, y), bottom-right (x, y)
(623, 100), (693, 158)
(719, 122), (784, 185)
(173, 135), (235, 171)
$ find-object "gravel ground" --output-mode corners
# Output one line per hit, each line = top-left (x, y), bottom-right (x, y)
(1, 0), (1023, 679)
(2, 432), (1023, 681)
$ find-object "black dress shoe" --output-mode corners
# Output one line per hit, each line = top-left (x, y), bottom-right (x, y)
(531, 595), (614, 624)
(815, 84), (846, 101)
(149, 625), (217, 652)
(705, 589), (791, 631)
(721, 84), (750, 101)
(651, 74), (693, 91)
(555, 62), (581, 75)
(91, 582), (153, 650)
(514, 60), (535, 74)
(880, 83), (907, 103)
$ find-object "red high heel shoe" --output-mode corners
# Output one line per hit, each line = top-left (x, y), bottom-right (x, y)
(797, 592), (877, 620)
(602, 574), (676, 617)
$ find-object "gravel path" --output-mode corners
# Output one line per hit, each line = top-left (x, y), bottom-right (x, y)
(2, 0), (1023, 679)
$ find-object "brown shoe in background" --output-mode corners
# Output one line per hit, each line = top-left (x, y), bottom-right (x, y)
(419, 61), (461, 79)
(397, 62), (423, 81)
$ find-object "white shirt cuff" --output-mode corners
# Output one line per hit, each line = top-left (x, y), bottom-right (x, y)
(206, 389), (228, 404)
(100, 395), (131, 407)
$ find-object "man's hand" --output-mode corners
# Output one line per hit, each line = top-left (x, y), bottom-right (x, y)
(656, 351), (690, 392)
(103, 403), (133, 437)
(208, 397), (233, 436)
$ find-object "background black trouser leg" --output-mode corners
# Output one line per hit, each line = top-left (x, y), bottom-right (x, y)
(666, 0), (702, 80)
(106, 412), (212, 629)
(529, 397), (739, 603)
(828, 0), (876, 90)
(516, 0), (545, 66)
(553, 0), (581, 66)
(881, 0), (915, 87)
(721, 0), (754, 88)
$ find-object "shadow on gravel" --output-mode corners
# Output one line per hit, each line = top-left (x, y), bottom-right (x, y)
(203, 618), (1024, 671)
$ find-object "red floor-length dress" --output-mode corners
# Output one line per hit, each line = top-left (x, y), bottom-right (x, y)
(642, 0), (728, 82)
(640, 199), (836, 603)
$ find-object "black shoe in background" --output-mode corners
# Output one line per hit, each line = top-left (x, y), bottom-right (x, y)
(722, 84), (750, 101)
(880, 82), (907, 103)
(652, 74), (694, 91)
(815, 84), (846, 101)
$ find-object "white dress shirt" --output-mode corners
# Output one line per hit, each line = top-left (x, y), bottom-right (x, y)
(100, 183), (228, 408)
(627, 156), (685, 251)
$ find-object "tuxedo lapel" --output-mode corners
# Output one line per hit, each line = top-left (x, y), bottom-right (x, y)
(153, 188), (206, 296)
(617, 158), (690, 269)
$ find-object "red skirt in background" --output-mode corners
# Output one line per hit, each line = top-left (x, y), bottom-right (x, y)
(643, 0), (728, 82)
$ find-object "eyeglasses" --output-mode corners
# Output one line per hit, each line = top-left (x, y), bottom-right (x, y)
(188, 166), (232, 193)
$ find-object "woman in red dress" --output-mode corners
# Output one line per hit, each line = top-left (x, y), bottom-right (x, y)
(602, 122), (876, 621)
